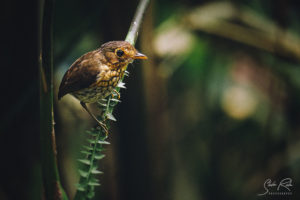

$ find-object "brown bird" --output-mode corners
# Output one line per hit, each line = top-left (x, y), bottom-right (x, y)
(58, 41), (147, 134)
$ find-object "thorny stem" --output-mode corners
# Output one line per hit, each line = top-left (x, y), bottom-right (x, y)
(103, 0), (150, 118)
(74, 0), (150, 199)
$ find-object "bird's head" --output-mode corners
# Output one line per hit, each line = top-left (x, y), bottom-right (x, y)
(100, 41), (147, 68)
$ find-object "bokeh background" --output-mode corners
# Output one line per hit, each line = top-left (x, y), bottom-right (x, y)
(54, 0), (300, 199)
(1, 0), (300, 199)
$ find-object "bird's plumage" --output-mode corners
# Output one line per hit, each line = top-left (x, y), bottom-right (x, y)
(58, 50), (104, 99)
(58, 41), (147, 103)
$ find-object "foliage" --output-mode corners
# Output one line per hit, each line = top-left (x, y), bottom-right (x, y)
(75, 127), (109, 199)
(74, 81), (125, 199)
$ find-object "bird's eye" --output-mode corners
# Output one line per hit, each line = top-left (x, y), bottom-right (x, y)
(116, 49), (124, 57)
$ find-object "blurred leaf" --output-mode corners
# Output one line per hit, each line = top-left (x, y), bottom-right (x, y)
(106, 113), (117, 121)
(80, 150), (92, 155)
(98, 140), (110, 145)
(91, 169), (103, 174)
(78, 169), (89, 178)
(94, 154), (105, 160)
(78, 159), (91, 165)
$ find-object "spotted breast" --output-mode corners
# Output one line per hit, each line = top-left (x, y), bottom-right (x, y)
(72, 67), (124, 103)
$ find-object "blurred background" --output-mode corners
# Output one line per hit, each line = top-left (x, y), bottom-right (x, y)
(1, 0), (300, 199)
(54, 0), (300, 199)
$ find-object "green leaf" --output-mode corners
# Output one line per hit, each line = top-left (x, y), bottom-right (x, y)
(80, 150), (92, 155)
(106, 113), (117, 121)
(87, 190), (95, 199)
(78, 159), (91, 165)
(111, 98), (121, 102)
(86, 130), (98, 136)
(78, 169), (89, 178)
(88, 182), (101, 186)
(87, 178), (100, 188)
(83, 145), (93, 151)
(91, 165), (98, 170)
(98, 102), (107, 107)
(91, 169), (103, 174)
(98, 140), (110, 145)
(86, 139), (98, 144)
(76, 183), (86, 191)
(95, 154), (105, 160)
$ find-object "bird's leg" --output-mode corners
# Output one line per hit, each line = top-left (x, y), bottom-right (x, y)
(112, 89), (121, 99)
(80, 102), (108, 136)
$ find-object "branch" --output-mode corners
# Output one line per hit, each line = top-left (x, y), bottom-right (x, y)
(125, 0), (150, 45)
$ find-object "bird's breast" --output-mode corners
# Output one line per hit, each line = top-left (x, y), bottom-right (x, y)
(93, 67), (124, 87)
(72, 66), (125, 103)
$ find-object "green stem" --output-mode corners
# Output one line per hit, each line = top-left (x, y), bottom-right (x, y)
(116, 0), (150, 92)
(40, 0), (67, 199)
(104, 0), (150, 118)
(125, 0), (150, 45)
(74, 131), (105, 200)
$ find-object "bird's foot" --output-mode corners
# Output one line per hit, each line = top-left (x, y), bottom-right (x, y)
(98, 121), (109, 136)
(112, 89), (121, 99)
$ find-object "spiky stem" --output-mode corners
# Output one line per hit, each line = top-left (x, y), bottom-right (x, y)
(74, 0), (150, 199)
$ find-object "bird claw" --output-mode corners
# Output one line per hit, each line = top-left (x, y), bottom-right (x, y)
(80, 102), (109, 136)
(98, 121), (109, 136)
(112, 89), (121, 99)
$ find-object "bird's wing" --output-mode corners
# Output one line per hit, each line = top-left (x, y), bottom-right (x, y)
(58, 51), (103, 100)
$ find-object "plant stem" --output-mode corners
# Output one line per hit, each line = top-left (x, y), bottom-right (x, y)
(125, 0), (150, 45)
(102, 0), (150, 118)
(116, 0), (150, 89)
(40, 0), (67, 199)
(74, 0), (150, 199)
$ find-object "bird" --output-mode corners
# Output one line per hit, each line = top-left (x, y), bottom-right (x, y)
(58, 41), (147, 134)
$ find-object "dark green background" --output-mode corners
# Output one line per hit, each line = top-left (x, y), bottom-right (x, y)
(1, 0), (300, 199)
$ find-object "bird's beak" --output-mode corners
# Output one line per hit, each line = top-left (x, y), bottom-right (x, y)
(134, 52), (148, 60)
